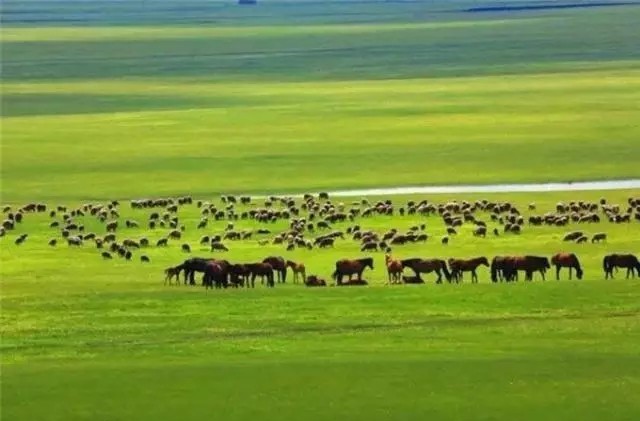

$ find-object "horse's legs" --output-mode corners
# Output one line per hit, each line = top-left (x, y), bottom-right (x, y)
(540, 269), (546, 281)
(555, 265), (560, 281)
(472, 270), (477, 283)
(569, 267), (572, 280)
(435, 269), (442, 284)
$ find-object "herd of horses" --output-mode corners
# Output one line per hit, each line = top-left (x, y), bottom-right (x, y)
(164, 252), (640, 289)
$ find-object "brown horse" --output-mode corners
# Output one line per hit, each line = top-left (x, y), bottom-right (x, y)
(263, 256), (287, 283)
(248, 262), (275, 287)
(493, 255), (549, 282)
(401, 258), (451, 284)
(603, 254), (640, 279)
(229, 263), (251, 288)
(305, 275), (327, 287)
(164, 266), (182, 285)
(203, 261), (228, 289)
(551, 253), (583, 280)
(332, 257), (374, 285)
(286, 260), (306, 284)
(385, 254), (403, 284)
(448, 257), (489, 283)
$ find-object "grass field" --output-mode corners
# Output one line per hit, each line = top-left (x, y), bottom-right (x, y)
(2, 1), (640, 420)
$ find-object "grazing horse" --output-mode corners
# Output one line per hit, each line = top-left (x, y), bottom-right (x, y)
(385, 254), (403, 284)
(286, 260), (306, 284)
(495, 256), (550, 282)
(164, 266), (182, 285)
(401, 258), (451, 284)
(603, 254), (640, 279)
(203, 261), (228, 289)
(448, 257), (489, 283)
(229, 263), (251, 288)
(551, 253), (583, 280)
(180, 257), (213, 285)
(332, 257), (374, 285)
(247, 262), (275, 287)
(263, 256), (287, 283)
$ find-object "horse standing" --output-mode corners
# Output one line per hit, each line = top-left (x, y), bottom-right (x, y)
(286, 260), (306, 284)
(247, 262), (275, 287)
(448, 257), (489, 283)
(263, 256), (287, 283)
(551, 253), (583, 280)
(401, 258), (451, 284)
(385, 254), (403, 284)
(603, 254), (640, 279)
(332, 257), (374, 285)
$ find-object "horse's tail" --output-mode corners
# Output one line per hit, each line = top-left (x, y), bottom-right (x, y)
(441, 260), (451, 282)
(491, 258), (499, 283)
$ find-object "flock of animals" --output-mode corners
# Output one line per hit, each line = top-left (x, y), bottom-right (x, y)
(2, 192), (639, 287)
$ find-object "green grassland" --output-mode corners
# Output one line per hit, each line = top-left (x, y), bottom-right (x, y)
(2, 189), (640, 420)
(2, 1), (640, 420)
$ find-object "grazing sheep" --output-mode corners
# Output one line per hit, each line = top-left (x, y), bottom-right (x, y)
(168, 230), (181, 240)
(563, 231), (584, 242)
(104, 233), (116, 243)
(441, 236), (449, 245)
(446, 227), (457, 236)
(106, 221), (118, 232)
(101, 251), (113, 259)
(591, 233), (607, 243)
(95, 238), (104, 249)
(15, 234), (28, 245)
(125, 219), (139, 228)
(125, 250), (133, 260)
(67, 236), (83, 246)
(48, 238), (57, 247)
(576, 235), (588, 244)
(473, 227), (486, 237)
(50, 221), (60, 228)
(181, 243), (191, 253)
(156, 238), (168, 247)
(141, 255), (150, 263)
(139, 238), (149, 247)
(211, 242), (229, 252)
(361, 242), (378, 252)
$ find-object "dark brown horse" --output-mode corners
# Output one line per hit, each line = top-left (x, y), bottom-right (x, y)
(229, 263), (251, 288)
(401, 258), (451, 284)
(603, 254), (640, 279)
(332, 257), (374, 285)
(492, 255), (549, 282)
(164, 266), (182, 285)
(203, 261), (228, 289)
(304, 275), (327, 287)
(551, 253), (583, 280)
(448, 257), (489, 283)
(248, 262), (275, 287)
(263, 256), (287, 283)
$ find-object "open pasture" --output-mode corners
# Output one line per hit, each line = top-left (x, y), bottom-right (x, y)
(2, 0), (640, 419)
(2, 189), (640, 420)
